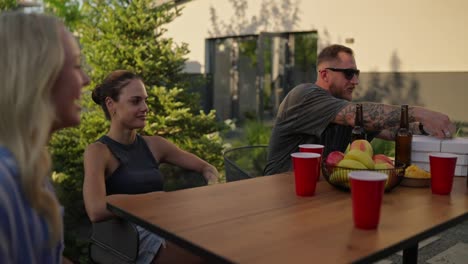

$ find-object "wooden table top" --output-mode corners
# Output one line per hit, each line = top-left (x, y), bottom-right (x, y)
(108, 174), (468, 264)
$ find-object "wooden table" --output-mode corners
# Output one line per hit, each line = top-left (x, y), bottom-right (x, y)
(108, 174), (468, 264)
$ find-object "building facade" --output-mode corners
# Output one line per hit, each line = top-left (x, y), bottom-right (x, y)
(165, 0), (468, 125)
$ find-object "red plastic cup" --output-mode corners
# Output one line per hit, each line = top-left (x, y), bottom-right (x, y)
(349, 171), (388, 229)
(299, 144), (325, 154)
(429, 153), (458, 195)
(299, 144), (325, 181)
(291, 152), (321, 196)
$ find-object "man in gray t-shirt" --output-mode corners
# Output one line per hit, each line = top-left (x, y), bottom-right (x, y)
(264, 44), (456, 175)
(265, 83), (354, 175)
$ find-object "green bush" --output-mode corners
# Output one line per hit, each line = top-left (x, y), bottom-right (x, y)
(244, 120), (272, 146)
(455, 121), (468, 137)
(224, 146), (268, 178)
(224, 120), (272, 148)
(222, 121), (271, 179)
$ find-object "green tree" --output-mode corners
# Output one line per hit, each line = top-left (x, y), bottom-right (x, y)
(0, 0), (17, 10)
(73, 0), (224, 168)
(47, 0), (225, 261)
(43, 0), (83, 32)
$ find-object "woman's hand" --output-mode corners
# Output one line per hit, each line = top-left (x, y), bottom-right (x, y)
(202, 165), (219, 185)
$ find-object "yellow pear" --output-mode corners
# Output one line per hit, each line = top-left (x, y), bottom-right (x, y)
(349, 139), (373, 157)
(344, 149), (375, 169)
(337, 159), (367, 169)
(345, 143), (350, 154)
(374, 163), (393, 170)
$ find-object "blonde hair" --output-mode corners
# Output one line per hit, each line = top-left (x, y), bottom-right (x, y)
(0, 12), (65, 244)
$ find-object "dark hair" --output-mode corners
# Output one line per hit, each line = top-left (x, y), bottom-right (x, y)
(317, 44), (354, 67)
(91, 70), (141, 119)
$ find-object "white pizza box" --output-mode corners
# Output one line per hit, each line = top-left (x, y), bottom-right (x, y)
(411, 151), (468, 166)
(412, 135), (441, 152)
(441, 137), (468, 154)
(412, 162), (468, 176)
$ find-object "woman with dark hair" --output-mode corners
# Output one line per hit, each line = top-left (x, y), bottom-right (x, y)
(83, 70), (217, 263)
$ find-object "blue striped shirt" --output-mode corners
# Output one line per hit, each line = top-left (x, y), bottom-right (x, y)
(0, 147), (63, 264)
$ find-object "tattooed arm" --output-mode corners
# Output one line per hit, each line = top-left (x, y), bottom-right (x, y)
(333, 103), (401, 130)
(375, 123), (424, 140)
(333, 103), (456, 139)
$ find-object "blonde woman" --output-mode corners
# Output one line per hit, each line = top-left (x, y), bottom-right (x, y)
(0, 12), (89, 263)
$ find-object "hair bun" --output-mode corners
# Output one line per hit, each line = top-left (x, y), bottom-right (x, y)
(91, 85), (104, 105)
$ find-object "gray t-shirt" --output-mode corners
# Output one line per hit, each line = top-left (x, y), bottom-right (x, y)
(264, 83), (352, 175)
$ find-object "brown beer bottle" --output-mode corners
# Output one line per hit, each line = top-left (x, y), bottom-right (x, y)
(395, 105), (412, 168)
(351, 103), (367, 142)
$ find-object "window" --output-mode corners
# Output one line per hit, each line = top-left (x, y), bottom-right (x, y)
(206, 31), (318, 122)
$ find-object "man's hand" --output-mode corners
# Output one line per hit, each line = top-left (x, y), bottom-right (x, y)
(413, 107), (456, 139)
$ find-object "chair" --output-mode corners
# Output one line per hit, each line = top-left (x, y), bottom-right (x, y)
(161, 166), (208, 192)
(88, 169), (207, 263)
(89, 218), (139, 264)
(224, 145), (268, 182)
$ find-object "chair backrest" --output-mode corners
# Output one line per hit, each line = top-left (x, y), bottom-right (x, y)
(224, 145), (268, 182)
(88, 169), (207, 263)
(89, 218), (139, 264)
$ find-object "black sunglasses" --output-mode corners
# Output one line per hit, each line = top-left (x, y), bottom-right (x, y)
(326, 67), (360, 80)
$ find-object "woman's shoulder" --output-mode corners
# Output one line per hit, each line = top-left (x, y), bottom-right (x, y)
(0, 147), (18, 181)
(141, 135), (168, 145)
(0, 145), (16, 162)
(84, 141), (110, 159)
(141, 135), (176, 157)
(0, 147), (21, 214)
(86, 140), (108, 150)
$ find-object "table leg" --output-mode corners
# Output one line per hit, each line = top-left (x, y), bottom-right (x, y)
(402, 244), (418, 264)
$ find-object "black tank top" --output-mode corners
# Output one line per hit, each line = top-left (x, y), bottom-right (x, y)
(98, 134), (164, 195)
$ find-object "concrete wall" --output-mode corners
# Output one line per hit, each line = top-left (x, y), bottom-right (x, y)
(165, 0), (468, 122)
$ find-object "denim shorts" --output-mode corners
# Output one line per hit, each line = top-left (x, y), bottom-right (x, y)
(135, 225), (165, 264)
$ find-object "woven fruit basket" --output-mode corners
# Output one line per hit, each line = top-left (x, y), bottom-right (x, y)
(322, 162), (405, 192)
